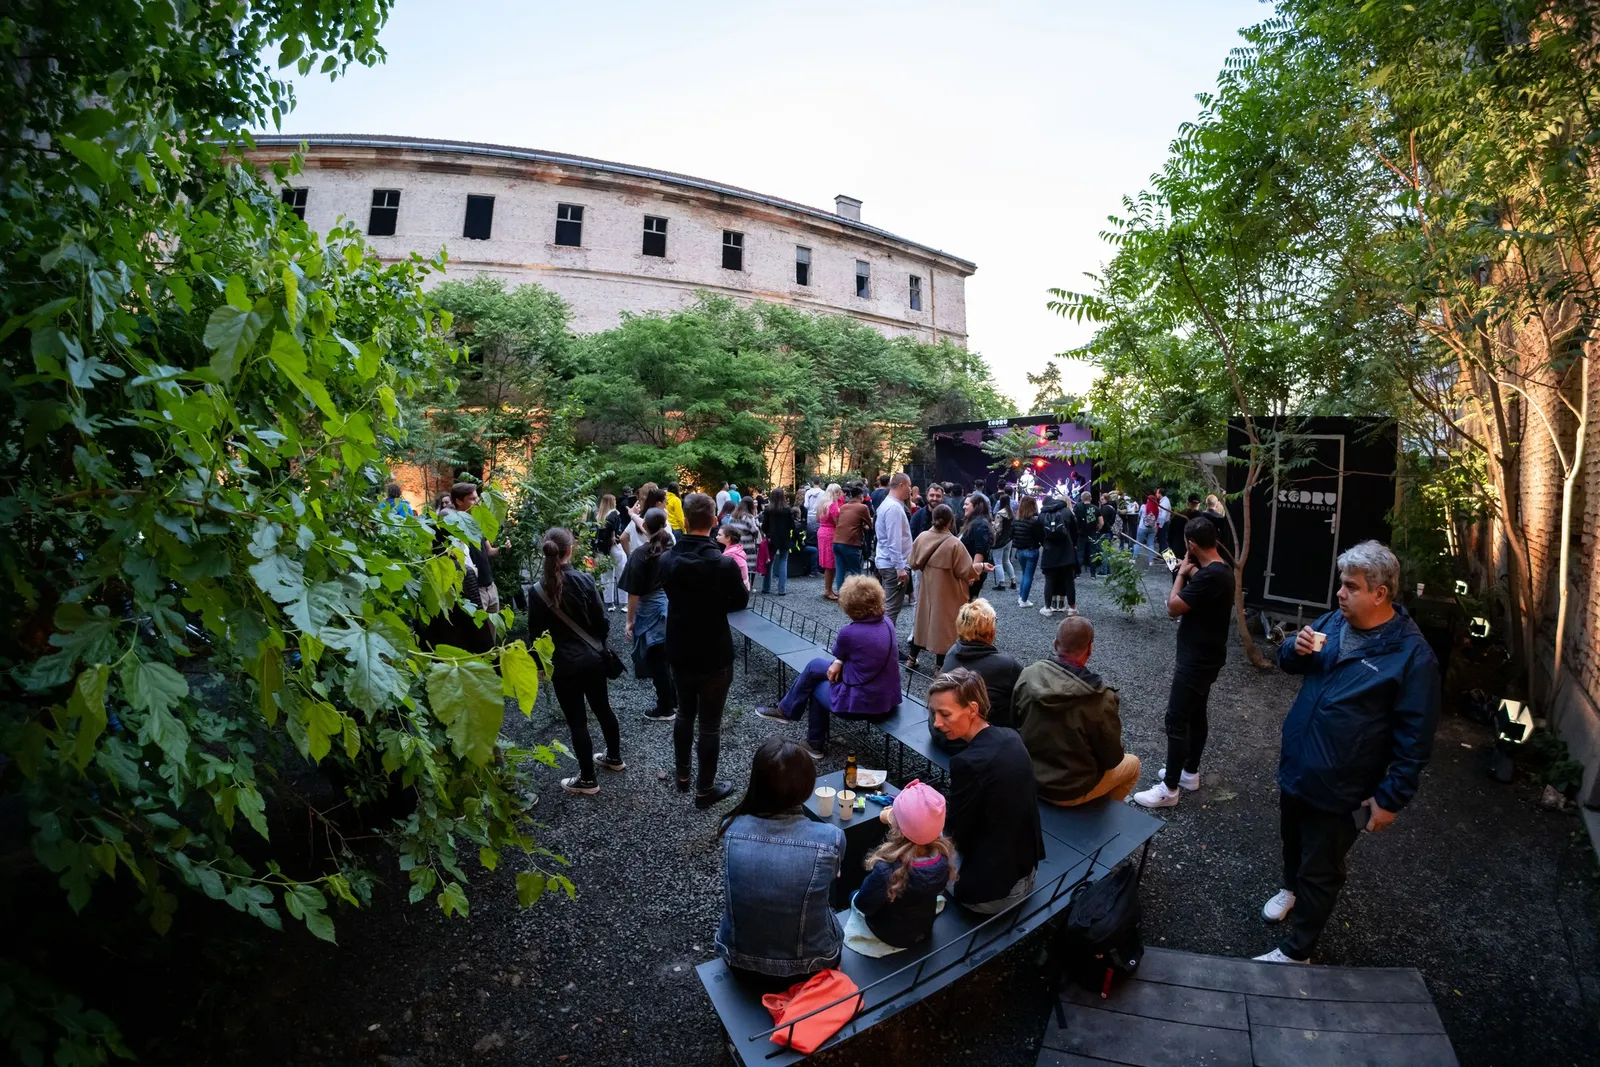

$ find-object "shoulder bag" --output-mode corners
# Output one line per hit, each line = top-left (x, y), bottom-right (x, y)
(532, 583), (626, 679)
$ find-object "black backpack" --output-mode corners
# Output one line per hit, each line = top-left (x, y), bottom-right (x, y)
(1041, 505), (1071, 542)
(1058, 861), (1143, 999)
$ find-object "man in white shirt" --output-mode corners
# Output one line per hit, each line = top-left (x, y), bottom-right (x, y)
(802, 480), (823, 514)
(715, 483), (731, 513)
(874, 473), (914, 628)
(1156, 486), (1173, 554)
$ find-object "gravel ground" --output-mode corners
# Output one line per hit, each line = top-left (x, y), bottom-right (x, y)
(155, 566), (1597, 1067)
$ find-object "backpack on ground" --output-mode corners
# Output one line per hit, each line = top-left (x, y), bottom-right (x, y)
(1057, 860), (1143, 999)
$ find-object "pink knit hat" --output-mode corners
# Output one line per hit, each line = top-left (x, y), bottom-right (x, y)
(892, 780), (946, 845)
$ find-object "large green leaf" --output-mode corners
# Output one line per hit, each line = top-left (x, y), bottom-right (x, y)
(121, 659), (189, 717)
(202, 304), (264, 381)
(500, 640), (540, 717)
(425, 658), (505, 766)
(67, 665), (110, 770)
(137, 705), (190, 768)
(321, 622), (404, 713)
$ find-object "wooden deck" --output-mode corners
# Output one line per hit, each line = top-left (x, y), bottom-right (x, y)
(1038, 947), (1458, 1067)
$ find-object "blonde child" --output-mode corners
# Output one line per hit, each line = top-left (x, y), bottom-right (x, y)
(853, 780), (955, 947)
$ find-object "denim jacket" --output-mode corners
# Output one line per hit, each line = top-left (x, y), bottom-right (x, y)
(716, 811), (845, 976)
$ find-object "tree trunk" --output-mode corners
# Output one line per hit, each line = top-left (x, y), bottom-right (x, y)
(1553, 351), (1590, 691)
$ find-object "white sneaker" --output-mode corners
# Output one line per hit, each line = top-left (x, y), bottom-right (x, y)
(1132, 782), (1181, 809)
(1039, 606), (1055, 617)
(1066, 607), (1080, 617)
(1157, 767), (1201, 791)
(1019, 599), (1035, 608)
(1253, 947), (1307, 964)
(1261, 889), (1296, 922)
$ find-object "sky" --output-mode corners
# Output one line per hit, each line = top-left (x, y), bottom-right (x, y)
(274, 0), (1271, 410)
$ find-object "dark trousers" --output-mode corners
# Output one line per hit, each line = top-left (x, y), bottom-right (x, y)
(551, 668), (621, 782)
(833, 543), (863, 590)
(1078, 533), (1094, 572)
(1043, 565), (1075, 607)
(644, 641), (676, 716)
(1163, 662), (1220, 788)
(968, 571), (988, 601)
(673, 663), (733, 791)
(1278, 790), (1362, 960)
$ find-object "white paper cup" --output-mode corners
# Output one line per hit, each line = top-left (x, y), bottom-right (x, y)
(1310, 631), (1327, 652)
(814, 786), (836, 817)
(837, 790), (857, 820)
(1416, 583), (1425, 597)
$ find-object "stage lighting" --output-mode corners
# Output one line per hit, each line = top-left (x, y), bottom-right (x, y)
(1034, 458), (1046, 469)
(1454, 580), (1469, 595)
(1469, 616), (1490, 637)
(1495, 699), (1533, 744)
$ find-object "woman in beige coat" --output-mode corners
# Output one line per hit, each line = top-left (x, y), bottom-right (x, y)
(906, 504), (989, 670)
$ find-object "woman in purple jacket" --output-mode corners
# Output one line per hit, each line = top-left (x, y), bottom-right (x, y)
(756, 575), (902, 758)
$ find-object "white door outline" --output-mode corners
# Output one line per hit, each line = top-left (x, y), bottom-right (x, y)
(1263, 433), (1345, 609)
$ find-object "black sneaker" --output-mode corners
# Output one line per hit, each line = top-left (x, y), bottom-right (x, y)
(694, 781), (735, 809)
(643, 708), (676, 722)
(596, 755), (626, 772)
(561, 776), (599, 795)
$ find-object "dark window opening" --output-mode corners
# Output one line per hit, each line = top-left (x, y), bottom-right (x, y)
(909, 274), (922, 311)
(368, 189), (400, 236)
(556, 203), (584, 246)
(855, 260), (871, 299)
(281, 187), (308, 220)
(463, 194), (495, 240)
(796, 246), (811, 286)
(722, 230), (743, 271)
(643, 215), (668, 257)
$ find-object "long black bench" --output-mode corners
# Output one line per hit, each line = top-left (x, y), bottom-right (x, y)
(707, 600), (1162, 1064)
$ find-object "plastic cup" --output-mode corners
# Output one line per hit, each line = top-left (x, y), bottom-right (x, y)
(1416, 583), (1425, 597)
(814, 786), (836, 817)
(837, 790), (857, 820)
(1310, 631), (1327, 652)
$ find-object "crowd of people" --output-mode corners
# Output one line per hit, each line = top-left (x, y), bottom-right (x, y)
(498, 469), (1439, 977)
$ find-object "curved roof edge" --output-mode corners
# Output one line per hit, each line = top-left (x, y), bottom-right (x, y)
(249, 133), (977, 273)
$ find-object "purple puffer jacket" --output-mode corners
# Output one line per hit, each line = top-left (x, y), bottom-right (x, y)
(829, 615), (901, 718)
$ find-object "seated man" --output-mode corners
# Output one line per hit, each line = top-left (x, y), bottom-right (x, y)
(755, 575), (900, 758)
(1015, 616), (1141, 806)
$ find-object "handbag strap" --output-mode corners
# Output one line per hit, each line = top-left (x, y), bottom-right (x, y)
(532, 581), (605, 655)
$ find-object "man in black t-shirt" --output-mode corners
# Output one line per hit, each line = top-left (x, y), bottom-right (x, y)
(1134, 516), (1234, 809)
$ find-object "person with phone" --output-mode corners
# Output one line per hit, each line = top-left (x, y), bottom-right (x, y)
(1254, 541), (1440, 964)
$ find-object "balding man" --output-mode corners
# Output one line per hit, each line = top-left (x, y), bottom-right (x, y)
(1014, 616), (1141, 806)
(874, 473), (914, 629)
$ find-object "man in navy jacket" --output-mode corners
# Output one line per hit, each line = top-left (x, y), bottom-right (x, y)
(1256, 541), (1440, 964)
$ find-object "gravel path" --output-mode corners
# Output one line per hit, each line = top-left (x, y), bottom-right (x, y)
(168, 566), (1597, 1067)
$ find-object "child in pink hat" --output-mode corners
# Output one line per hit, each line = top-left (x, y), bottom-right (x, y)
(852, 780), (956, 948)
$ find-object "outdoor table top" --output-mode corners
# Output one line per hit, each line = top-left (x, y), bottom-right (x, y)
(802, 769), (899, 830)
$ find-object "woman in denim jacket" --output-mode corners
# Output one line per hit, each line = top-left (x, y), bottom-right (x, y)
(716, 739), (844, 988)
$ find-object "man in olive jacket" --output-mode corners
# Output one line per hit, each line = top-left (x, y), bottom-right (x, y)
(1015, 617), (1141, 805)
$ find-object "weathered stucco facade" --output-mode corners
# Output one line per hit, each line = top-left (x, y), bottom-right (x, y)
(248, 134), (973, 344)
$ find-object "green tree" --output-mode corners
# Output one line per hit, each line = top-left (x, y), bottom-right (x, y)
(1, 3), (562, 1059)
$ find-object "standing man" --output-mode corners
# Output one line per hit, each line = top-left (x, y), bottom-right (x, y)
(1073, 490), (1097, 577)
(1155, 485), (1173, 555)
(659, 493), (750, 809)
(870, 474), (891, 512)
(1256, 541), (1439, 963)
(715, 483), (731, 513)
(1133, 517), (1233, 809)
(802, 478), (823, 515)
(1094, 492), (1119, 576)
(831, 484), (872, 592)
(1169, 495), (1200, 563)
(449, 482), (508, 613)
(874, 473), (913, 630)
(909, 483), (945, 605)
(664, 482), (686, 534)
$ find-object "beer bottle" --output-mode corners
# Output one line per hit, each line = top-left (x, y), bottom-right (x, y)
(844, 752), (858, 790)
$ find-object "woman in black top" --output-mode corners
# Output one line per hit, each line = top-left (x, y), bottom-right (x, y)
(991, 496), (1015, 591)
(959, 492), (994, 601)
(527, 527), (622, 795)
(759, 487), (792, 596)
(619, 508), (676, 723)
(1010, 496), (1044, 607)
(1038, 495), (1078, 618)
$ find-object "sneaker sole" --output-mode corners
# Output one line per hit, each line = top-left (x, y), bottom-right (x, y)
(561, 779), (599, 795)
(598, 761), (626, 773)
(642, 714), (676, 722)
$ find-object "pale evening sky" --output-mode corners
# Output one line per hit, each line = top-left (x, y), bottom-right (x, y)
(273, 0), (1269, 410)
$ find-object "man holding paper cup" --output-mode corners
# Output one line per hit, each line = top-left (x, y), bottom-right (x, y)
(1254, 541), (1440, 965)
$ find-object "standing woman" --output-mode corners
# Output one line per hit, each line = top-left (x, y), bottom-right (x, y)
(731, 498), (760, 557)
(1137, 492), (1160, 564)
(906, 504), (988, 671)
(620, 508), (677, 724)
(527, 528), (623, 795)
(959, 492), (994, 602)
(1039, 493), (1078, 618)
(816, 483), (843, 602)
(1011, 497), (1042, 608)
(760, 488), (792, 596)
(595, 494), (628, 611)
(992, 496), (1015, 592)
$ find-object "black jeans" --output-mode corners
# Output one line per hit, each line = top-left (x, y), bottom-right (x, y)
(552, 668), (621, 782)
(1043, 565), (1075, 607)
(1163, 661), (1220, 788)
(1278, 790), (1363, 960)
(645, 641), (676, 716)
(673, 663), (734, 792)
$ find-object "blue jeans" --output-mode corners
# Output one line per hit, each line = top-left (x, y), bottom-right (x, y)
(833, 544), (863, 591)
(763, 548), (789, 594)
(779, 656), (836, 746)
(1137, 524), (1158, 563)
(803, 546), (819, 576)
(1015, 548), (1040, 602)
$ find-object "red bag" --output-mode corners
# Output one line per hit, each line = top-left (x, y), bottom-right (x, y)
(761, 969), (861, 1054)
(755, 538), (771, 576)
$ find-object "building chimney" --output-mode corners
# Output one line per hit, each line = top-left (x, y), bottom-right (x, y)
(834, 195), (862, 222)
